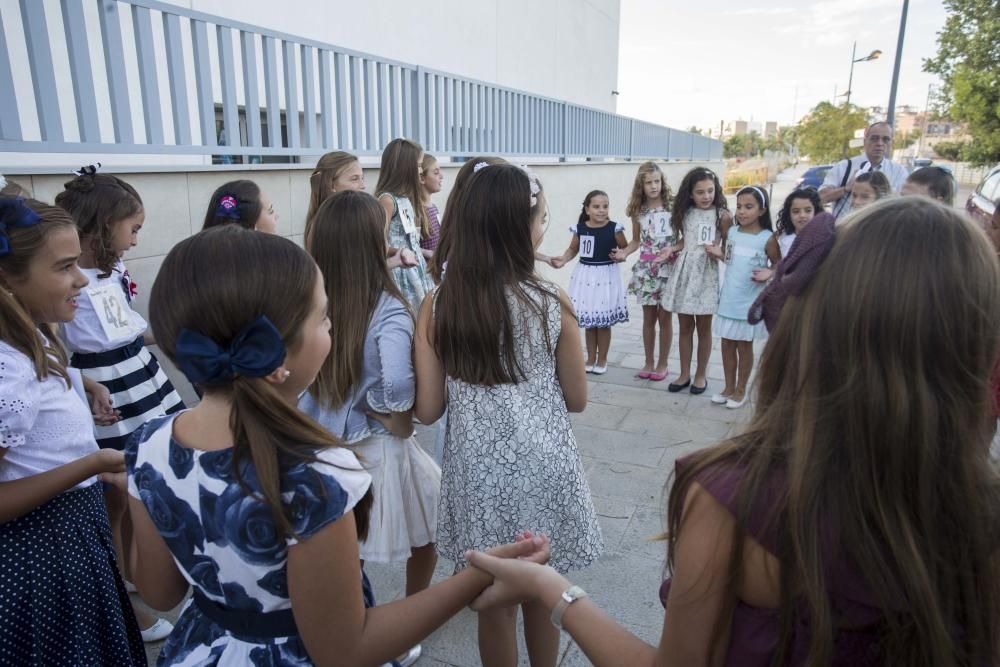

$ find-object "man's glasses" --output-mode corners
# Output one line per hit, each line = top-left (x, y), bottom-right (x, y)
(867, 134), (892, 143)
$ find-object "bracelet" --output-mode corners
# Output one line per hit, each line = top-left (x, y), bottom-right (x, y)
(550, 585), (587, 628)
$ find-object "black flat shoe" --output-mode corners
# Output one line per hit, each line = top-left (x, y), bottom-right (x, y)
(668, 379), (691, 393)
(690, 382), (708, 395)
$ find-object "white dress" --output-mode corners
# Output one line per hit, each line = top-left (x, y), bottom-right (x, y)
(435, 282), (605, 573)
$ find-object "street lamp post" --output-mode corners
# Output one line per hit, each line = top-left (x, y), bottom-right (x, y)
(845, 41), (882, 107)
(886, 0), (910, 128)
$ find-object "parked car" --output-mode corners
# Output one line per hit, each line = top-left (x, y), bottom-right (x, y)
(797, 165), (832, 189)
(966, 164), (1000, 229)
(912, 157), (933, 168)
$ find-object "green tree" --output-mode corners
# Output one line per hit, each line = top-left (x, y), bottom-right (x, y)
(796, 102), (869, 163)
(931, 140), (967, 160)
(687, 126), (703, 135)
(923, 0), (999, 166)
(894, 128), (922, 150)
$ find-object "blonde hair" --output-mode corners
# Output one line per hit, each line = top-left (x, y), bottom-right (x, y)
(625, 161), (672, 219)
(307, 151), (360, 224)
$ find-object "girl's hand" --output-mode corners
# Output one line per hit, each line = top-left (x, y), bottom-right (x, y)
(609, 248), (627, 263)
(88, 448), (125, 476)
(88, 383), (121, 426)
(550, 258), (565, 269)
(466, 550), (566, 611)
(99, 471), (128, 492)
(654, 247), (673, 264)
(751, 268), (773, 283)
(399, 249), (418, 268)
(705, 244), (724, 260)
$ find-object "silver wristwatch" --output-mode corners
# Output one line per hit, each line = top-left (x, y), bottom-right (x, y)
(550, 585), (587, 628)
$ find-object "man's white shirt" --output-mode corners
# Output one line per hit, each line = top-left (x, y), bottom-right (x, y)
(821, 156), (909, 219)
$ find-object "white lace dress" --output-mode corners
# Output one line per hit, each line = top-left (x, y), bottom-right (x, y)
(435, 283), (604, 574)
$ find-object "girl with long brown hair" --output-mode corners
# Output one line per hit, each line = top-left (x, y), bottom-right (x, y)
(415, 163), (603, 667)
(376, 138), (434, 309)
(0, 197), (145, 665)
(462, 198), (1000, 667)
(305, 151), (365, 236)
(125, 225), (550, 665)
(300, 190), (441, 665)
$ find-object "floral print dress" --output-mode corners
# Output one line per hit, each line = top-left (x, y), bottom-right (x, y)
(626, 206), (674, 306)
(125, 413), (374, 666)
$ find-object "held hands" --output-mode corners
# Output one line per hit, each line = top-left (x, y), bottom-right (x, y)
(399, 249), (418, 268)
(549, 257), (565, 269)
(704, 243), (724, 260)
(609, 248), (627, 263)
(654, 245), (678, 264)
(751, 268), (773, 283)
(88, 383), (121, 426)
(466, 535), (566, 612)
(88, 448), (127, 491)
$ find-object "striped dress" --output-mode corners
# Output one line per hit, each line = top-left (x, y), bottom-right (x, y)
(61, 260), (184, 450)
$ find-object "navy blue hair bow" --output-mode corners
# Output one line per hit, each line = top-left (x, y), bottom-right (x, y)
(216, 194), (241, 221)
(175, 315), (286, 386)
(0, 197), (41, 257)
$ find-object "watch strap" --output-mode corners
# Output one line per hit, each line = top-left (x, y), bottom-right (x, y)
(550, 585), (587, 628)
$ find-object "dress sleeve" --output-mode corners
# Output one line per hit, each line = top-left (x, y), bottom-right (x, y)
(286, 446), (373, 545)
(367, 296), (416, 413)
(0, 349), (43, 449)
(614, 222), (625, 234)
(569, 224), (578, 235)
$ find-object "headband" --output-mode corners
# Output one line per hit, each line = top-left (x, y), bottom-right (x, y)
(748, 212), (836, 332)
(738, 186), (768, 206)
(0, 197), (41, 257)
(473, 161), (490, 173)
(216, 194), (241, 221)
(175, 315), (286, 386)
(518, 165), (541, 208)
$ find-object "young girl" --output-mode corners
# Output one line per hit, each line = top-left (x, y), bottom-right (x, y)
(462, 197), (1000, 667)
(415, 164), (603, 667)
(56, 171), (183, 640)
(551, 190), (629, 374)
(752, 188), (822, 285)
(849, 170), (891, 212)
(299, 191), (441, 659)
(125, 225), (550, 666)
(657, 167), (731, 394)
(708, 186), (779, 408)
(305, 151), (365, 227)
(419, 153), (444, 260)
(376, 138), (435, 309)
(0, 197), (145, 665)
(902, 166), (955, 206)
(202, 180), (280, 233)
(615, 162), (678, 381)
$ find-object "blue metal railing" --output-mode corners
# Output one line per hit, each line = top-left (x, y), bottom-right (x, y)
(0, 0), (722, 162)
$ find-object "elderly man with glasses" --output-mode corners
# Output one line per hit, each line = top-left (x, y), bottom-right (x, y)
(819, 122), (910, 220)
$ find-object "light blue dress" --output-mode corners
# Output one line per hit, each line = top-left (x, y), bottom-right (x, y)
(714, 226), (771, 341)
(379, 193), (434, 310)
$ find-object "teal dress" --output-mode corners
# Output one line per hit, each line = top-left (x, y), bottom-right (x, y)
(379, 193), (433, 310)
(713, 226), (771, 341)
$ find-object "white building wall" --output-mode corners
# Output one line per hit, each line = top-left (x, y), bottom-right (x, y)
(151, 0), (620, 113)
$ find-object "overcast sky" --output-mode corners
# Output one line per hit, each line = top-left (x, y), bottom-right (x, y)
(616, 0), (947, 131)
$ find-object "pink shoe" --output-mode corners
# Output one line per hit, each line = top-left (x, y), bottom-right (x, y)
(648, 371), (668, 382)
(636, 371), (652, 379)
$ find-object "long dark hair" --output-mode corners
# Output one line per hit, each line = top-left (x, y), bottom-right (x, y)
(671, 167), (727, 236)
(668, 198), (1000, 666)
(777, 188), (822, 236)
(150, 226), (371, 541)
(202, 180), (263, 231)
(578, 190), (608, 225)
(308, 190), (410, 407)
(432, 155), (507, 281)
(56, 173), (143, 278)
(734, 186), (774, 232)
(433, 164), (553, 385)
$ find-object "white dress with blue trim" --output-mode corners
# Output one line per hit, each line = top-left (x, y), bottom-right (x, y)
(567, 221), (629, 328)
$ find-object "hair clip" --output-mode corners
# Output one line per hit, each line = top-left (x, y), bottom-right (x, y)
(473, 161), (490, 173)
(0, 197), (42, 257)
(216, 194), (241, 220)
(518, 165), (541, 208)
(174, 315), (287, 386)
(73, 163), (101, 177)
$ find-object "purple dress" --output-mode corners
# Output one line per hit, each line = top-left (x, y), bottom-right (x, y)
(420, 204), (441, 253)
(659, 456), (890, 666)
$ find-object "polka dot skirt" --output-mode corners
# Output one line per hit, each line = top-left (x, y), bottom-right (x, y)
(0, 483), (146, 666)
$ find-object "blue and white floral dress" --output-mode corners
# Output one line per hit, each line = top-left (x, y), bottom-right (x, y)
(125, 413), (373, 666)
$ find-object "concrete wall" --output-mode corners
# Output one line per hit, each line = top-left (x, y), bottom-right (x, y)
(13, 159), (721, 316)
